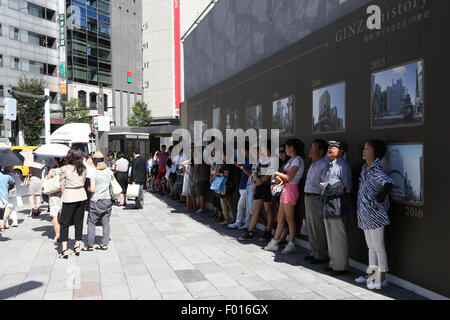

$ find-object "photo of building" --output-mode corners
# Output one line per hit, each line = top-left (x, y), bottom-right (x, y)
(245, 105), (262, 130)
(371, 61), (424, 128)
(382, 144), (423, 204)
(226, 111), (238, 130)
(273, 96), (294, 136)
(313, 82), (345, 134)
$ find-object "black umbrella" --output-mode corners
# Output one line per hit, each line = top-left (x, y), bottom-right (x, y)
(33, 154), (56, 167)
(0, 149), (25, 167)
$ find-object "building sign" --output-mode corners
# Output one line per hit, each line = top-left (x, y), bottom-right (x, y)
(60, 62), (66, 78)
(173, 0), (181, 116)
(59, 14), (66, 47)
(60, 83), (66, 95)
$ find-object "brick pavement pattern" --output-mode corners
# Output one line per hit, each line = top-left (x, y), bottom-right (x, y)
(0, 192), (425, 300)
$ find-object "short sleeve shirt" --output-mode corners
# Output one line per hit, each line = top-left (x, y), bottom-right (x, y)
(0, 172), (14, 201)
(283, 156), (305, 185)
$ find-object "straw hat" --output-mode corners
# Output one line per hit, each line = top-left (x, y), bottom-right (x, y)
(92, 151), (107, 170)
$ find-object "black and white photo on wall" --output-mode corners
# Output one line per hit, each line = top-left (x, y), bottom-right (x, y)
(381, 143), (424, 205)
(312, 81), (346, 134)
(212, 107), (220, 129)
(273, 96), (295, 136)
(245, 105), (262, 130)
(226, 111), (239, 129)
(371, 60), (424, 128)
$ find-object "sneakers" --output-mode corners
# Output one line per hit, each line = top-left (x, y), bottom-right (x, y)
(281, 241), (297, 254)
(220, 220), (231, 226)
(354, 276), (367, 284)
(367, 279), (388, 290)
(259, 230), (272, 242)
(239, 231), (254, 241)
(264, 239), (280, 252)
(196, 208), (204, 214)
(238, 222), (250, 230)
(227, 222), (240, 229)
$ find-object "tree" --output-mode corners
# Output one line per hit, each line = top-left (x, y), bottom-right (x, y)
(63, 98), (91, 124)
(15, 75), (46, 146)
(128, 101), (152, 127)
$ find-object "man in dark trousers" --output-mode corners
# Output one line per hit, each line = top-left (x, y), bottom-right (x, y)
(131, 150), (147, 210)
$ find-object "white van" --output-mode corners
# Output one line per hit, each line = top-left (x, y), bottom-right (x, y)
(50, 123), (96, 154)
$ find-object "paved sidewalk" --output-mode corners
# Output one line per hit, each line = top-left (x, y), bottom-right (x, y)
(0, 192), (425, 300)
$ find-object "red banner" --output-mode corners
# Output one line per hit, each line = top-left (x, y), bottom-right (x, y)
(174, 0), (181, 116)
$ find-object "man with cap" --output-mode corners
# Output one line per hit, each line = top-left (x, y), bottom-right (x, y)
(320, 140), (353, 276)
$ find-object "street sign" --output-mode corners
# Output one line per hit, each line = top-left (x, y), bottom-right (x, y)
(92, 115), (99, 130)
(98, 116), (110, 132)
(4, 98), (17, 121)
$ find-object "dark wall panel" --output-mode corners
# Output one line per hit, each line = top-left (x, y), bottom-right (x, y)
(186, 0), (450, 297)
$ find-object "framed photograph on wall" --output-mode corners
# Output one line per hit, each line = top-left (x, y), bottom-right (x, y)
(212, 107), (220, 129)
(226, 111), (239, 129)
(371, 60), (424, 128)
(381, 143), (424, 205)
(273, 96), (295, 136)
(312, 81), (346, 134)
(245, 105), (262, 130)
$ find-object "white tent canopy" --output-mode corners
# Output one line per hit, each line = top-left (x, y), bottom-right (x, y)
(50, 123), (92, 144)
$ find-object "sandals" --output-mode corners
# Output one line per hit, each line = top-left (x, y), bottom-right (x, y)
(59, 249), (69, 259)
(95, 245), (108, 251)
(72, 246), (81, 256)
(82, 246), (94, 252)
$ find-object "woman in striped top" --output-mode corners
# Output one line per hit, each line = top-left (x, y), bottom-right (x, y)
(355, 140), (393, 290)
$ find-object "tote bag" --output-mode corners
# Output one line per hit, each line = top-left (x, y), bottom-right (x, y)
(127, 184), (140, 199)
(210, 176), (227, 198)
(110, 177), (122, 200)
(42, 177), (61, 195)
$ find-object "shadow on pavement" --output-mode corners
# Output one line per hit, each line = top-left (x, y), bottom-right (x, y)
(0, 281), (43, 299)
(149, 191), (426, 301)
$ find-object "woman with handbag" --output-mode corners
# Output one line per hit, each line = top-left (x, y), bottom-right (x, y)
(213, 148), (236, 225)
(265, 139), (305, 254)
(115, 152), (129, 206)
(44, 158), (63, 244)
(28, 167), (44, 217)
(58, 148), (87, 259)
(83, 152), (114, 251)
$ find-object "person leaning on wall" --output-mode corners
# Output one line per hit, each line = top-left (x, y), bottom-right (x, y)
(354, 140), (393, 290)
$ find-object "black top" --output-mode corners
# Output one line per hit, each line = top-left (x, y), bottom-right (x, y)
(131, 155), (147, 184)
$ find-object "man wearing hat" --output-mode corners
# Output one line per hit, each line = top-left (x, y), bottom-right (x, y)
(320, 140), (353, 276)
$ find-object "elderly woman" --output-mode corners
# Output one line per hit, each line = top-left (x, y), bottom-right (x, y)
(355, 140), (393, 290)
(83, 152), (114, 251)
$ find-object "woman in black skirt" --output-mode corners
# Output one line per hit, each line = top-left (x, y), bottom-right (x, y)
(114, 152), (130, 206)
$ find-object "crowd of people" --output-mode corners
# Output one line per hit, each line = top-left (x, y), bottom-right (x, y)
(0, 137), (394, 291)
(145, 138), (394, 291)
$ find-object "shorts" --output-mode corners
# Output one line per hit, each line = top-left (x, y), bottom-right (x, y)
(169, 172), (177, 185)
(158, 167), (167, 182)
(197, 180), (209, 196)
(253, 184), (272, 203)
(280, 183), (300, 206)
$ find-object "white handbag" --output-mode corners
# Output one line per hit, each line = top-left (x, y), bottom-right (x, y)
(126, 184), (140, 199)
(110, 177), (122, 200)
(42, 177), (61, 195)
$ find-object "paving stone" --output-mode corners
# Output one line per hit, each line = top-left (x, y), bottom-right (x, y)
(193, 262), (224, 275)
(101, 285), (132, 300)
(236, 275), (276, 292)
(175, 269), (208, 283)
(161, 290), (193, 300)
(155, 278), (186, 294)
(185, 281), (221, 299)
(216, 285), (257, 300)
(204, 272), (239, 288)
(251, 289), (291, 300)
(73, 281), (102, 299)
(127, 275), (161, 300)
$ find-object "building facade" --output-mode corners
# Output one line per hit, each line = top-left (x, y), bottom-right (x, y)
(0, 0), (62, 145)
(141, 0), (213, 122)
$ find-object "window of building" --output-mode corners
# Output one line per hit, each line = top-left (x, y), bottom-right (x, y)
(0, 55), (3, 68)
(89, 92), (97, 110)
(78, 90), (87, 107)
(103, 94), (108, 111)
(9, 0), (55, 22)
(11, 57), (20, 70)
(0, 23), (2, 36)
(0, 85), (4, 97)
(9, 27), (20, 40)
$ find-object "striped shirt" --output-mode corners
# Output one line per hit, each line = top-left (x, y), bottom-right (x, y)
(357, 158), (393, 230)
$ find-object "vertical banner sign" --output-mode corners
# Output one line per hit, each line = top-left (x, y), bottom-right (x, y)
(59, 0), (67, 98)
(174, 0), (181, 116)
(92, 115), (99, 130)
